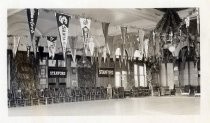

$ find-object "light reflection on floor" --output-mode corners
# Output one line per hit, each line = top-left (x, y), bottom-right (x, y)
(8, 96), (200, 116)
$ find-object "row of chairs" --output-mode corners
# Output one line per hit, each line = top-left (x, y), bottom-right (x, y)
(8, 87), (108, 107)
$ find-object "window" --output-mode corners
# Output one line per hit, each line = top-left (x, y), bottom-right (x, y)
(115, 71), (121, 87)
(134, 63), (147, 87)
(134, 64), (138, 87)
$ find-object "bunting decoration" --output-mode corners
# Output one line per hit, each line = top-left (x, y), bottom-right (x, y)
(69, 36), (78, 63)
(47, 36), (57, 59)
(56, 13), (70, 59)
(80, 18), (91, 55)
(34, 36), (40, 58)
(12, 36), (21, 58)
(26, 9), (39, 58)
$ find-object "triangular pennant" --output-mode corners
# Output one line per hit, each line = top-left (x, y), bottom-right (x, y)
(88, 37), (95, 56)
(102, 22), (110, 43)
(144, 39), (149, 58)
(27, 9), (39, 59)
(47, 36), (57, 59)
(12, 36), (21, 58)
(121, 26), (127, 44)
(102, 46), (107, 63)
(27, 46), (31, 58)
(56, 13), (70, 59)
(26, 9), (39, 42)
(70, 36), (78, 63)
(80, 18), (91, 56)
(34, 36), (40, 58)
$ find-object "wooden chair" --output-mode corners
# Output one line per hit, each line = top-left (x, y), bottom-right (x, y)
(194, 86), (200, 97)
(112, 87), (119, 99)
(160, 86), (171, 96)
(152, 86), (160, 96)
(15, 89), (25, 107)
(180, 85), (191, 96)
(118, 87), (125, 98)
(130, 86), (139, 97)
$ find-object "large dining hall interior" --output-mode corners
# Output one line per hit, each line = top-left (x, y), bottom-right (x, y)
(7, 8), (200, 115)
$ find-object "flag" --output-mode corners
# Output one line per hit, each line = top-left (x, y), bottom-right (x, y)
(27, 46), (31, 58)
(34, 36), (40, 58)
(26, 9), (39, 58)
(56, 13), (70, 59)
(47, 36), (57, 59)
(70, 36), (78, 63)
(138, 29), (144, 57)
(121, 26), (127, 62)
(88, 37), (95, 64)
(102, 22), (110, 62)
(144, 39), (149, 58)
(12, 36), (20, 58)
(80, 18), (91, 56)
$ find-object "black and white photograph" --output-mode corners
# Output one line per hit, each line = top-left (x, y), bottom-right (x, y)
(1, 0), (210, 123)
(7, 7), (201, 115)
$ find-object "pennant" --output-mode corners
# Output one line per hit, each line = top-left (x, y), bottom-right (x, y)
(121, 26), (127, 62)
(102, 22), (109, 42)
(138, 30), (145, 56)
(121, 26), (127, 44)
(80, 18), (91, 56)
(152, 31), (156, 46)
(185, 16), (190, 28)
(34, 36), (40, 58)
(27, 46), (31, 58)
(144, 39), (149, 58)
(88, 37), (95, 56)
(12, 36), (20, 58)
(70, 36), (78, 63)
(26, 9), (39, 41)
(56, 13), (70, 59)
(47, 36), (57, 59)
(102, 46), (107, 63)
(27, 9), (39, 59)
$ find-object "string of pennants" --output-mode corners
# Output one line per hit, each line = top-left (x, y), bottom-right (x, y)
(10, 8), (200, 65)
(8, 8), (151, 66)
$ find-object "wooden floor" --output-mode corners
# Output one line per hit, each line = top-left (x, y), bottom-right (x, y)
(8, 96), (200, 116)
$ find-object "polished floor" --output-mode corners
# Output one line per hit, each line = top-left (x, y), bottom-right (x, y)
(8, 96), (200, 116)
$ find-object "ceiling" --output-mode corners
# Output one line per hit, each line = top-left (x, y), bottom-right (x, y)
(7, 8), (195, 55)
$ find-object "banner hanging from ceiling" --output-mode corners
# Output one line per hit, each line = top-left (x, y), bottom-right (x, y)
(121, 26), (127, 62)
(47, 36), (57, 59)
(35, 36), (40, 58)
(69, 36), (78, 63)
(102, 22), (110, 63)
(80, 18), (91, 55)
(27, 46), (31, 58)
(88, 37), (95, 64)
(56, 13), (70, 59)
(12, 36), (21, 58)
(26, 9), (39, 58)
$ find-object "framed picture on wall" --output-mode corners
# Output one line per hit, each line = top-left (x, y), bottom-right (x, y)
(48, 60), (56, 67)
(39, 59), (46, 65)
(40, 68), (46, 77)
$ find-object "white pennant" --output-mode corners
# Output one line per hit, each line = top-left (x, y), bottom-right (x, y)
(144, 39), (149, 58)
(47, 37), (57, 59)
(103, 46), (107, 63)
(88, 37), (95, 56)
(12, 36), (20, 58)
